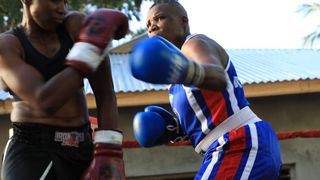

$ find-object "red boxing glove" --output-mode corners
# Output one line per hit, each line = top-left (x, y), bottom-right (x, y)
(81, 129), (126, 180)
(65, 8), (129, 75)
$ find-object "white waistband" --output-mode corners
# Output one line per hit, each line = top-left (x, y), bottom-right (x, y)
(195, 106), (260, 154)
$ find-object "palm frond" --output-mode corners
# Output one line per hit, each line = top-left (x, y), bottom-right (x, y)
(303, 25), (320, 48)
(297, 3), (320, 17)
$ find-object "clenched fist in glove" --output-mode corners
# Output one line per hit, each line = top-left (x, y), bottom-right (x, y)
(65, 8), (129, 75)
(130, 35), (205, 86)
(133, 105), (186, 147)
(80, 129), (126, 180)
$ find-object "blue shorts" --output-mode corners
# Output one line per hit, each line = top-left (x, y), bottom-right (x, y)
(195, 121), (281, 180)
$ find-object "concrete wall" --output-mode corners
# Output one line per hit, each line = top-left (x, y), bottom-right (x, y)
(249, 93), (320, 180)
(1, 92), (320, 179)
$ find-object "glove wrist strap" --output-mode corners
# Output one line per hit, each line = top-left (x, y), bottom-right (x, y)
(66, 42), (102, 69)
(94, 130), (123, 145)
(185, 61), (205, 86)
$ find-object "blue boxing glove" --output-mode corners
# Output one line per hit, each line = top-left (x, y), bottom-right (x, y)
(133, 105), (186, 147)
(130, 35), (205, 86)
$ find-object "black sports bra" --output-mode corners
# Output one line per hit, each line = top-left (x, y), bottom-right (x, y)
(12, 25), (74, 81)
(10, 25), (74, 100)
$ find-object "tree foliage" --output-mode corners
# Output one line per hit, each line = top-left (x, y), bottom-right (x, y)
(0, 0), (152, 32)
(297, 3), (320, 48)
(0, 0), (22, 32)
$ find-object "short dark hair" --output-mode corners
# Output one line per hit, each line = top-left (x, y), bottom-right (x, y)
(150, 0), (187, 17)
(150, 0), (182, 8)
(152, 0), (179, 4)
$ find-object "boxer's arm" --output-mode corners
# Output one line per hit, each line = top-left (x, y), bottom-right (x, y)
(87, 56), (119, 129)
(65, 9), (129, 75)
(66, 12), (120, 128)
(0, 33), (83, 115)
(79, 9), (128, 180)
(130, 35), (227, 91)
(81, 59), (125, 180)
(181, 34), (228, 91)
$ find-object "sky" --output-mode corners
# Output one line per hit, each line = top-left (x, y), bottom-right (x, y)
(123, 0), (320, 49)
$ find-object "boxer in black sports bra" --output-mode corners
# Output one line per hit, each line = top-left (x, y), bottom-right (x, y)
(0, 0), (125, 179)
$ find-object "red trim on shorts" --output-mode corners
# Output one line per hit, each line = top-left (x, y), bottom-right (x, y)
(215, 127), (246, 179)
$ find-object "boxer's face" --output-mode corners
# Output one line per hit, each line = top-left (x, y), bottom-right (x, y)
(147, 4), (186, 46)
(27, 0), (67, 30)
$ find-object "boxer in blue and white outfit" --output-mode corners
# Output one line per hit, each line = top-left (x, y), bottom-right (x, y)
(130, 0), (281, 179)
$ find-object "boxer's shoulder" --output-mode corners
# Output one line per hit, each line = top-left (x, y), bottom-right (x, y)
(0, 31), (21, 50)
(63, 11), (86, 41)
(0, 30), (22, 55)
(182, 34), (228, 68)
